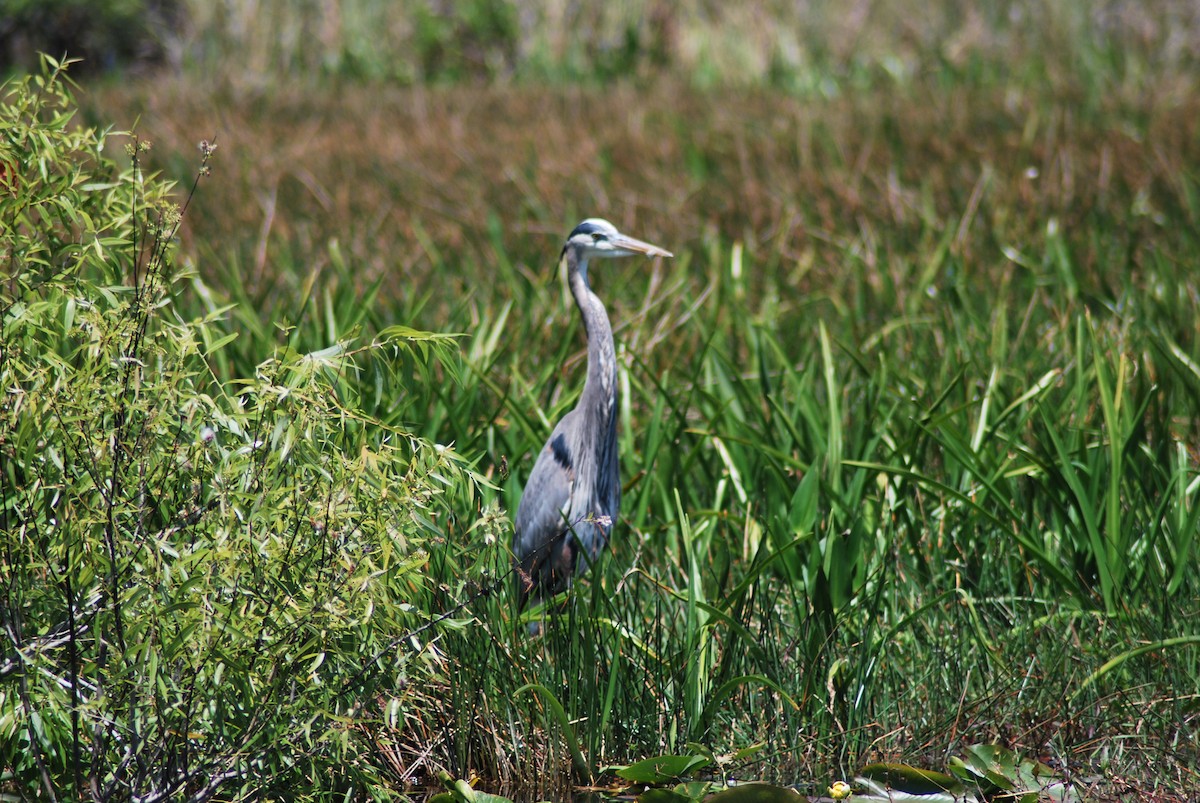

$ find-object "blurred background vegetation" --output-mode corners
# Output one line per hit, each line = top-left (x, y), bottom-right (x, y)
(3, 2), (1200, 802)
(3, 0), (1199, 91)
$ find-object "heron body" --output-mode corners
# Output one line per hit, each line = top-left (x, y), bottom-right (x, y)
(513, 219), (672, 609)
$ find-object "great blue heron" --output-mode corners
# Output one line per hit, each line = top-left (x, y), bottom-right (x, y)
(513, 218), (673, 610)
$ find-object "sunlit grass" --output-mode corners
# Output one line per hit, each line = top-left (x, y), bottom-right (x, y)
(4, 9), (1200, 796)
(81, 68), (1200, 795)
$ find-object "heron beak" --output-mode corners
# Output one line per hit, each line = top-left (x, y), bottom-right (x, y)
(611, 233), (673, 259)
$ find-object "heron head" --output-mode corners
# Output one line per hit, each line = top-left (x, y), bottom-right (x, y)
(565, 218), (673, 260)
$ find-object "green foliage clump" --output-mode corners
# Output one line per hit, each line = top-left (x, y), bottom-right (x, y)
(412, 0), (520, 83)
(0, 57), (487, 800)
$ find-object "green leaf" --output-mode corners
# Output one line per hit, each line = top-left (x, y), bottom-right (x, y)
(616, 753), (711, 784)
(639, 788), (698, 803)
(513, 684), (590, 779)
(858, 763), (964, 795)
(702, 783), (809, 803)
(435, 771), (515, 803)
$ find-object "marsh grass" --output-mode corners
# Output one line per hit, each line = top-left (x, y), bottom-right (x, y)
(4, 8), (1200, 798)
(79, 71), (1200, 796)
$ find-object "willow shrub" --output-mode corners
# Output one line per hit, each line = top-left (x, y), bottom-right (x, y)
(0, 57), (485, 801)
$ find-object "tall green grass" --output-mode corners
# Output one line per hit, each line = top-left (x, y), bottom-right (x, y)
(4, 35), (1200, 802)
(366, 208), (1199, 791)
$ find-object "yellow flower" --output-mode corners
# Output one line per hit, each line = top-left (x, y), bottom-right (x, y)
(828, 780), (852, 800)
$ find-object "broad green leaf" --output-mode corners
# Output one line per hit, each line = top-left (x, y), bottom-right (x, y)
(702, 783), (808, 803)
(616, 753), (711, 784)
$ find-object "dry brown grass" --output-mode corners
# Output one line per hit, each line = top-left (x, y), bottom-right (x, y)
(85, 74), (1200, 334)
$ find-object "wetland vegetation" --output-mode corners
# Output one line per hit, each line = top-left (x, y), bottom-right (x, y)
(2, 2), (1199, 800)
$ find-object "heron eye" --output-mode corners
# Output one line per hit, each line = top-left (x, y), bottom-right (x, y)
(591, 232), (605, 242)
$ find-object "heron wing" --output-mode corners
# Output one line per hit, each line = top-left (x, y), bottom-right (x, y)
(513, 419), (576, 565)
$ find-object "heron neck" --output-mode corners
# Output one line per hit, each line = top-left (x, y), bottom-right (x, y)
(567, 250), (618, 430)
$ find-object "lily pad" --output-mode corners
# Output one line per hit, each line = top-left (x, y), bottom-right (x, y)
(638, 781), (715, 803)
(703, 782), (809, 803)
(858, 763), (965, 796)
(617, 753), (712, 784)
(853, 775), (978, 803)
(431, 771), (517, 803)
(948, 744), (1076, 802)
(855, 746), (1078, 803)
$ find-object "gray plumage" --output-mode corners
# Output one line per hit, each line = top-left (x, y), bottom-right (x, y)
(513, 218), (672, 609)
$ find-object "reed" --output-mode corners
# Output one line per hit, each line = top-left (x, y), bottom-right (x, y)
(3, 7), (1200, 794)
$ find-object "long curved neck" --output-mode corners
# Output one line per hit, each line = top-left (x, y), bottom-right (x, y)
(565, 246), (618, 433)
